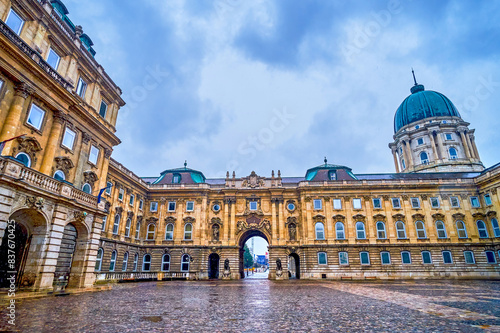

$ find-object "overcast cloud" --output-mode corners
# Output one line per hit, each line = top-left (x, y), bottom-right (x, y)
(64, 0), (500, 179)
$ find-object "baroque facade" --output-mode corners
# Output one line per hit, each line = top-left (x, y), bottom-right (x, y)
(0, 0), (499, 291)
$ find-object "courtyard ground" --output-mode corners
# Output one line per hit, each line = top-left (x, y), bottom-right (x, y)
(1, 279), (499, 332)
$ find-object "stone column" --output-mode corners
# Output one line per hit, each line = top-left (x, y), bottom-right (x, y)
(400, 144), (409, 170)
(404, 141), (414, 168)
(271, 199), (277, 244)
(428, 132), (439, 161)
(391, 148), (400, 173)
(223, 199), (229, 245)
(435, 132), (446, 160)
(470, 135), (480, 161)
(465, 133), (475, 160)
(324, 197), (333, 242)
(278, 199), (284, 245)
(459, 131), (471, 159)
(230, 199), (236, 243)
(40, 110), (66, 175)
(0, 83), (33, 155)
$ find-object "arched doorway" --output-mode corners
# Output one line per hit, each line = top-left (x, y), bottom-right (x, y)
(208, 253), (220, 279)
(54, 223), (78, 285)
(238, 230), (269, 279)
(288, 253), (300, 279)
(0, 221), (30, 287)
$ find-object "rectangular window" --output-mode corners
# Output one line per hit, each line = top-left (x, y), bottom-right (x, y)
(27, 104), (45, 130)
(150, 201), (158, 212)
(352, 198), (362, 210)
(470, 196), (480, 208)
(445, 133), (453, 141)
(372, 198), (382, 209)
(317, 252), (327, 265)
(61, 127), (76, 149)
(450, 196), (460, 208)
(129, 195), (134, 206)
(338, 252), (348, 265)
(186, 201), (194, 212)
(101, 216), (107, 231)
(360, 252), (370, 265)
(430, 197), (440, 208)
(105, 181), (113, 195)
(118, 188), (124, 201)
(463, 251), (475, 264)
(485, 251), (496, 264)
(401, 252), (411, 264)
(381, 252), (391, 265)
(139, 199), (144, 210)
(417, 138), (424, 145)
(168, 201), (176, 212)
(410, 197), (420, 209)
(89, 145), (99, 165)
(6, 9), (24, 34)
(46, 48), (60, 70)
(333, 199), (342, 210)
(99, 100), (108, 118)
(76, 77), (87, 98)
(442, 251), (453, 264)
(391, 198), (401, 209)
(313, 199), (322, 210)
(421, 251), (432, 264)
(249, 201), (258, 211)
(484, 194), (492, 206)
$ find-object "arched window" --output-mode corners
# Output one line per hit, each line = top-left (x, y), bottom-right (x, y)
(54, 170), (65, 181)
(133, 253), (139, 271)
(477, 220), (488, 238)
(15, 152), (31, 167)
(146, 224), (156, 240)
(359, 251), (370, 265)
(162, 254), (171, 271)
(124, 218), (131, 237)
(109, 250), (117, 272)
(112, 214), (120, 235)
(395, 221), (406, 239)
(415, 221), (426, 239)
(335, 222), (345, 240)
(122, 252), (129, 271)
(317, 252), (327, 265)
(95, 248), (103, 271)
(401, 159), (406, 170)
(376, 221), (386, 239)
(142, 254), (151, 271)
(491, 218), (500, 238)
(456, 220), (467, 238)
(420, 152), (429, 164)
(82, 183), (92, 194)
(355, 222), (366, 239)
(101, 216), (107, 232)
(380, 251), (391, 264)
(435, 221), (447, 238)
(315, 222), (325, 240)
(181, 254), (190, 272)
(165, 223), (174, 240)
(449, 147), (458, 159)
(421, 251), (432, 264)
(401, 251), (411, 264)
(135, 222), (141, 239)
(184, 223), (193, 240)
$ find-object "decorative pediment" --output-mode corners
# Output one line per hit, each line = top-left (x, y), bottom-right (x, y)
(104, 201), (111, 213)
(236, 219), (271, 235)
(13, 136), (42, 163)
(486, 211), (497, 218)
(83, 170), (98, 186)
(373, 214), (386, 222)
(146, 217), (158, 225)
(313, 214), (325, 222)
(431, 213), (446, 220)
(164, 216), (176, 224)
(241, 171), (265, 188)
(246, 214), (261, 225)
(137, 215), (143, 224)
(183, 216), (196, 225)
(127, 211), (134, 219)
(55, 156), (74, 173)
(392, 213), (405, 221)
(452, 213), (466, 221)
(472, 212), (486, 220)
(115, 206), (123, 215)
(332, 214), (345, 222)
(210, 217), (222, 226)
(352, 214), (366, 222)
(412, 213), (425, 221)
(285, 216), (298, 227)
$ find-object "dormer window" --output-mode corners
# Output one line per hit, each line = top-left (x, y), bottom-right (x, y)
(172, 174), (181, 183)
(329, 171), (336, 181)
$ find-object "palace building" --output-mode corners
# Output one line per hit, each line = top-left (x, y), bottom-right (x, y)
(0, 0), (499, 291)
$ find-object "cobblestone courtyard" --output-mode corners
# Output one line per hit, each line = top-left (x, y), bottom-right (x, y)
(1, 279), (499, 332)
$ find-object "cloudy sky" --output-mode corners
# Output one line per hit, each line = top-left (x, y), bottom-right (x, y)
(64, 0), (500, 179)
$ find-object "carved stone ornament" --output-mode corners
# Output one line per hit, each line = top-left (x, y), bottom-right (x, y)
(312, 214), (325, 222)
(392, 213), (405, 221)
(127, 211), (134, 219)
(55, 156), (74, 173)
(52, 109), (67, 124)
(104, 201), (111, 213)
(420, 194), (428, 200)
(288, 223), (297, 241)
(373, 214), (386, 222)
(115, 206), (123, 215)
(81, 132), (91, 144)
(183, 216), (195, 225)
(440, 194), (450, 200)
(352, 214), (366, 222)
(165, 216), (176, 224)
(401, 195), (409, 201)
(137, 215), (143, 224)
(12, 136), (42, 164)
(83, 170), (98, 186)
(73, 210), (87, 223)
(452, 213), (466, 221)
(486, 211), (497, 218)
(212, 224), (220, 242)
(236, 219), (271, 235)
(241, 171), (266, 188)
(432, 213), (446, 221)
(276, 259), (283, 277)
(223, 259), (231, 278)
(382, 195), (390, 201)
(14, 82), (34, 98)
(210, 217), (222, 226)
(146, 217), (159, 225)
(104, 148), (112, 159)
(412, 213), (425, 221)
(332, 214), (345, 222)
(285, 216), (298, 227)
(472, 212), (486, 220)
(25, 196), (44, 210)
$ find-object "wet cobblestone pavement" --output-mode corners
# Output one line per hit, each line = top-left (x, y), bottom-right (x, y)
(1, 279), (499, 332)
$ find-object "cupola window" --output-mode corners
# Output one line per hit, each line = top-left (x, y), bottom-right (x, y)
(172, 174), (181, 183)
(328, 171), (336, 180)
(448, 147), (458, 160)
(420, 152), (429, 164)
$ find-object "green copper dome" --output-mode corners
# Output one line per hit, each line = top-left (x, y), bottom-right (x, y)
(394, 84), (461, 133)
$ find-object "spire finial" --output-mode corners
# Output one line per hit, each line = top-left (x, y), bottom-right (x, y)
(184, 160), (187, 168)
(324, 157), (327, 165)
(411, 68), (417, 86)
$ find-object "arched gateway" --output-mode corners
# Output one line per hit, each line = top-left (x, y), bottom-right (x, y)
(238, 229), (269, 279)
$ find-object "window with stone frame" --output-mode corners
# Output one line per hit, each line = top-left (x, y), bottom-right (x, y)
(411, 197), (420, 209)
(450, 196), (460, 208)
(392, 198), (401, 209)
(463, 251), (475, 264)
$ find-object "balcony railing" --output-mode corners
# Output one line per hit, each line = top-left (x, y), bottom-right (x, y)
(95, 271), (197, 281)
(0, 20), (73, 91)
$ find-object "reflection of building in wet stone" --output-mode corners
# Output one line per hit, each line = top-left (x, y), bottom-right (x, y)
(0, 0), (499, 297)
